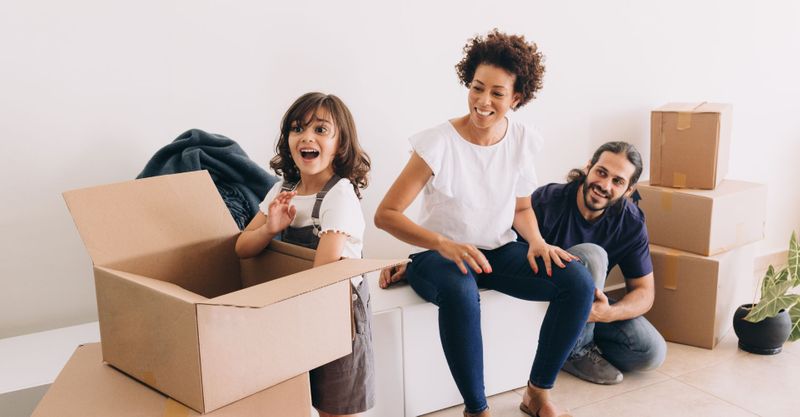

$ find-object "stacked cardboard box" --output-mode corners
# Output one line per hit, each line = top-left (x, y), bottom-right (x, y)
(637, 103), (766, 349)
(33, 344), (312, 417)
(32, 171), (404, 416)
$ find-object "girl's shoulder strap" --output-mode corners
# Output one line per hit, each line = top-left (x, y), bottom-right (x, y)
(311, 174), (342, 222)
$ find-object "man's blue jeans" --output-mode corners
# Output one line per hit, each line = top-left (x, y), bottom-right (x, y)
(567, 243), (667, 372)
(405, 241), (594, 414)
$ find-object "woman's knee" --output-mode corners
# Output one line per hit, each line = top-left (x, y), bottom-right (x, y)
(407, 251), (480, 307)
(551, 261), (595, 304)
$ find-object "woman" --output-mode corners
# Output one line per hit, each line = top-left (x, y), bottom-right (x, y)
(374, 30), (593, 417)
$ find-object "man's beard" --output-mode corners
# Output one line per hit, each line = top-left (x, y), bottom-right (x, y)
(581, 178), (623, 212)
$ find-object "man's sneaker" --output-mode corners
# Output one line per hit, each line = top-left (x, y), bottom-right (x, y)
(562, 344), (623, 385)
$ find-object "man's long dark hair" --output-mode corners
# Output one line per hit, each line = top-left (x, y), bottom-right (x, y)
(567, 141), (643, 186)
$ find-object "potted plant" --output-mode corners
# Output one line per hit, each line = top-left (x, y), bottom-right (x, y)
(733, 231), (800, 354)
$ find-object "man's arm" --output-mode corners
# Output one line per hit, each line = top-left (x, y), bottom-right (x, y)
(589, 272), (654, 323)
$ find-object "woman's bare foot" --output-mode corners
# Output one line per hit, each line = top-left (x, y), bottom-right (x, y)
(520, 381), (571, 417)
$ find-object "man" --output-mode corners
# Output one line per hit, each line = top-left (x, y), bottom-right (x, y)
(380, 141), (666, 385)
(526, 141), (666, 385)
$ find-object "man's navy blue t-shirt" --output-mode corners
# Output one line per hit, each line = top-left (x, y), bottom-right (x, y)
(526, 181), (653, 279)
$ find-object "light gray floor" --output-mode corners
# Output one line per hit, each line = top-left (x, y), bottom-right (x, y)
(422, 332), (800, 417)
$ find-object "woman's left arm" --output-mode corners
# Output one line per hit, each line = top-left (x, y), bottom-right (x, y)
(513, 197), (577, 277)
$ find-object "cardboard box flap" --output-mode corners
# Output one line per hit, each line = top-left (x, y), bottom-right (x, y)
(655, 102), (706, 112)
(208, 258), (408, 308)
(640, 180), (763, 199)
(63, 171), (238, 267)
(268, 239), (316, 260)
(96, 265), (209, 304)
(655, 102), (729, 114)
(650, 244), (704, 260)
(696, 102), (730, 113)
(240, 240), (317, 288)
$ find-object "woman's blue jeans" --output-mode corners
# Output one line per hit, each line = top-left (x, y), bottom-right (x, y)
(405, 241), (594, 413)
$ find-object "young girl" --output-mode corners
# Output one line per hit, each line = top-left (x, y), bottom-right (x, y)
(235, 92), (373, 417)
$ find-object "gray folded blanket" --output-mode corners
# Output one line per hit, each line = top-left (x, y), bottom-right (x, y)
(137, 129), (278, 230)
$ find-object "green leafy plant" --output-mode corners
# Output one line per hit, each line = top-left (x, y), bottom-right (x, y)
(744, 231), (800, 341)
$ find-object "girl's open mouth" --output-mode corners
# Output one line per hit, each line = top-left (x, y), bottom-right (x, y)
(300, 149), (320, 160)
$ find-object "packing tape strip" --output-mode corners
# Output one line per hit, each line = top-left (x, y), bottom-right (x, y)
(676, 102), (706, 130)
(673, 172), (687, 188)
(163, 399), (191, 417)
(662, 250), (680, 290)
(677, 112), (693, 130)
(660, 188), (674, 211)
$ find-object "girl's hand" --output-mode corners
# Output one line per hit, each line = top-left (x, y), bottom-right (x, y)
(435, 238), (492, 275)
(527, 238), (579, 277)
(265, 191), (297, 234)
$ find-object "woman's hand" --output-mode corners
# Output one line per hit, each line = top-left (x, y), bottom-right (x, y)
(265, 191), (297, 234)
(435, 238), (492, 275)
(526, 238), (579, 277)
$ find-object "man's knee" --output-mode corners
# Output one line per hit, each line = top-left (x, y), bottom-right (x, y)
(597, 316), (668, 372)
(636, 332), (667, 371)
(616, 328), (667, 372)
(567, 243), (608, 289)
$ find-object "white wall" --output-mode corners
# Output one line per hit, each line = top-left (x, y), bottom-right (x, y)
(2, 0), (798, 338)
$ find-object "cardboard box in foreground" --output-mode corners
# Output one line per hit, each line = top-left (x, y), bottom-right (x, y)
(645, 243), (758, 349)
(32, 343), (311, 417)
(637, 180), (766, 256)
(63, 171), (405, 413)
(650, 102), (732, 189)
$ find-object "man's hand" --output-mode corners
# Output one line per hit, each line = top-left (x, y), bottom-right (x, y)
(588, 288), (614, 323)
(379, 263), (407, 288)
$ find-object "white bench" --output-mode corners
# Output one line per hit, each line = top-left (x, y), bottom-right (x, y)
(364, 272), (548, 417)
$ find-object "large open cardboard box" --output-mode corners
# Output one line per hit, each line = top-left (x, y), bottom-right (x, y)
(32, 343), (311, 417)
(644, 244), (757, 349)
(636, 180), (766, 256)
(650, 102), (732, 189)
(62, 171), (404, 413)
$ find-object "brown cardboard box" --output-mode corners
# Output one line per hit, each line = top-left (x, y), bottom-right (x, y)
(62, 171), (405, 413)
(645, 244), (758, 349)
(650, 102), (732, 189)
(32, 343), (311, 417)
(637, 180), (766, 256)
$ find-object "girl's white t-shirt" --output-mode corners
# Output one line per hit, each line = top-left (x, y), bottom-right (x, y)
(259, 177), (365, 260)
(409, 117), (542, 252)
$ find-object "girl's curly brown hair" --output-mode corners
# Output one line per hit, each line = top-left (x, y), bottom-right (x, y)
(455, 29), (546, 109)
(270, 92), (371, 198)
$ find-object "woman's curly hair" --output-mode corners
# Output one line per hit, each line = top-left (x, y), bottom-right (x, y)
(455, 29), (546, 109)
(270, 92), (371, 198)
